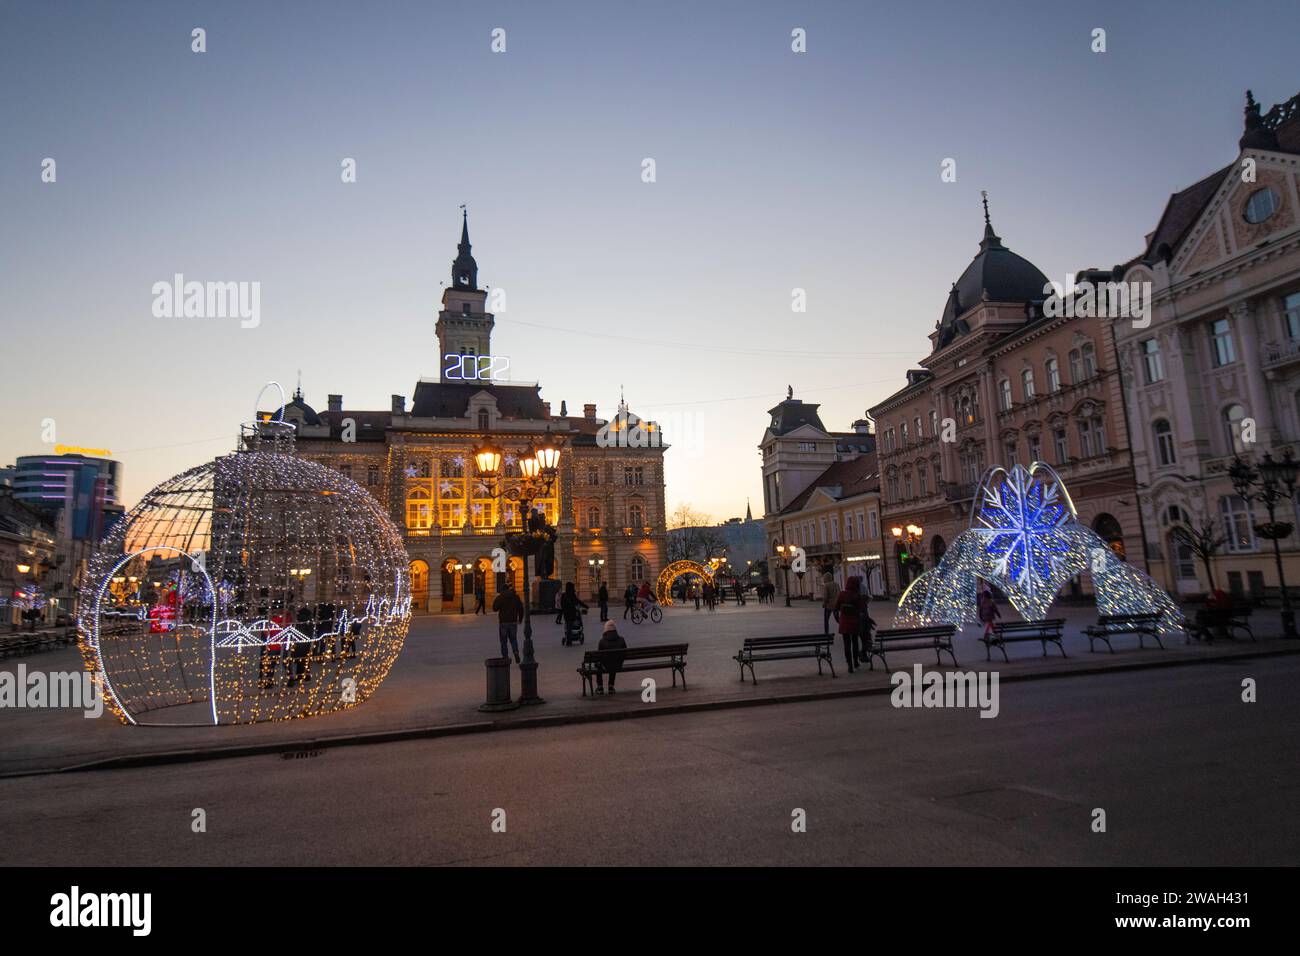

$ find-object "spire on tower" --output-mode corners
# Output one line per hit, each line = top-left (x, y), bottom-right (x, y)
(452, 206), (479, 290)
(979, 190), (1002, 249)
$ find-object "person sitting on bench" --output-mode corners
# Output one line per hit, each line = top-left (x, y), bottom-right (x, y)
(595, 621), (627, 695)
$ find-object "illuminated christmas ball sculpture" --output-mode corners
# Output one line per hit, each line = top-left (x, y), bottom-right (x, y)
(78, 411), (411, 725)
(897, 463), (1184, 634)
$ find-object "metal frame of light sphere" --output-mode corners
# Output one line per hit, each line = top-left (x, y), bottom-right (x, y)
(78, 419), (412, 726)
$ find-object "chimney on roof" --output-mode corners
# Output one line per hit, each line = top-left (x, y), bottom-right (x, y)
(391, 394), (405, 415)
(559, 400), (568, 417)
(583, 403), (597, 419)
(542, 401), (551, 418)
(328, 394), (343, 413)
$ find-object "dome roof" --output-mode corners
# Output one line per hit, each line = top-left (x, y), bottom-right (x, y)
(937, 219), (1049, 349)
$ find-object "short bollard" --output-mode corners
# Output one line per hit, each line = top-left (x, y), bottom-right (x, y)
(479, 657), (520, 712)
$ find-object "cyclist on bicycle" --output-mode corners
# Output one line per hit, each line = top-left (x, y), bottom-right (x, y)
(636, 580), (656, 615)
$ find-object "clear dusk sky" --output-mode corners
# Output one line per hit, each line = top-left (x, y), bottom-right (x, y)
(2, 0), (1298, 521)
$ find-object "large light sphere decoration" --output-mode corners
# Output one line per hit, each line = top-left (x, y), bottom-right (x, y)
(78, 404), (411, 726)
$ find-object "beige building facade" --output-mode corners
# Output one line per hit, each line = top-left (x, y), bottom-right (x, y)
(869, 206), (1145, 596)
(1115, 90), (1300, 599)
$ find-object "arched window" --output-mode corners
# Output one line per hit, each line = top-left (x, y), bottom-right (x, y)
(588, 506), (601, 528)
(1068, 349), (1082, 383)
(1153, 419), (1176, 466)
(1223, 404), (1247, 454)
(1045, 357), (1061, 393)
(999, 379), (1013, 411)
(629, 503), (644, 527)
(918, 463), (928, 497)
(1081, 342), (1097, 377)
(630, 555), (646, 583)
(406, 488), (432, 530)
(1021, 368), (1035, 400)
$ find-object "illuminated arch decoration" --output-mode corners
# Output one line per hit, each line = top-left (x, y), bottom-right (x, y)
(655, 560), (714, 606)
(78, 400), (411, 726)
(897, 463), (1183, 635)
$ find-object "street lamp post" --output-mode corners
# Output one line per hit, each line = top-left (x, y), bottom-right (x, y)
(890, 523), (925, 587)
(1230, 450), (1299, 638)
(775, 544), (793, 607)
(455, 563), (467, 614)
(474, 432), (562, 704)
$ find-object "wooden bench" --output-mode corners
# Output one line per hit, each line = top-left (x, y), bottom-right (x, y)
(578, 643), (688, 697)
(733, 634), (835, 685)
(1084, 613), (1163, 653)
(983, 618), (1066, 662)
(1188, 605), (1254, 643)
(865, 625), (958, 670)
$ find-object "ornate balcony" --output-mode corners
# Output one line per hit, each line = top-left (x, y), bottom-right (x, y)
(1261, 339), (1300, 371)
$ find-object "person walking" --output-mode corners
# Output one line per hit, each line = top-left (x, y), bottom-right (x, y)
(834, 575), (866, 673)
(597, 582), (609, 622)
(821, 571), (841, 636)
(594, 620), (628, 695)
(561, 581), (588, 640)
(473, 579), (486, 615)
(554, 586), (564, 624)
(977, 585), (1000, 642)
(692, 582), (701, 610)
(492, 581), (523, 664)
(623, 583), (637, 620)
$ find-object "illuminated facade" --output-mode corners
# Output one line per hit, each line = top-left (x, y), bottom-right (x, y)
(278, 214), (668, 612)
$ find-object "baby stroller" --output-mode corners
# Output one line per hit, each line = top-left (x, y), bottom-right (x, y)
(562, 612), (585, 646)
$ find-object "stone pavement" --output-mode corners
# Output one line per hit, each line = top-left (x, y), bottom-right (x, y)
(2, 599), (1297, 776)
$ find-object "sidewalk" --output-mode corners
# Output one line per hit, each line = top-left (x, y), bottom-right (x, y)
(2, 601), (1296, 777)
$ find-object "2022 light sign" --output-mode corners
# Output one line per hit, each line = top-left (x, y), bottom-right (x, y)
(444, 354), (511, 382)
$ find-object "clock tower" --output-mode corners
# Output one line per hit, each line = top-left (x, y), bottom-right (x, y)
(435, 208), (494, 377)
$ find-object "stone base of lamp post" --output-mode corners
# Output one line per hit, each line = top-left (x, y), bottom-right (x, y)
(479, 657), (520, 712)
(517, 659), (544, 705)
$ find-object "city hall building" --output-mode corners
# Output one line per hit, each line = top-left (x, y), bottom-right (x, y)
(274, 214), (668, 613)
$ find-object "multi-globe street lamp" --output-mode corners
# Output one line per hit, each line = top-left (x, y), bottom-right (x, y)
(473, 430), (563, 704)
(891, 523), (925, 586)
(1229, 450), (1299, 638)
(775, 544), (793, 607)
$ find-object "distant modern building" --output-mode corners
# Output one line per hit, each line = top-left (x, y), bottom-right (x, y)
(9, 453), (120, 541)
(1114, 88), (1300, 599)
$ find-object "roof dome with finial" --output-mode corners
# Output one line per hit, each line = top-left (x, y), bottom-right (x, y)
(936, 193), (1049, 349)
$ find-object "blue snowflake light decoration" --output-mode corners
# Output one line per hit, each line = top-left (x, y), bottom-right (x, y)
(896, 462), (1185, 635)
(973, 465), (1072, 606)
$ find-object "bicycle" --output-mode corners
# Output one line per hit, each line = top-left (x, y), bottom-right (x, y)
(630, 602), (662, 624)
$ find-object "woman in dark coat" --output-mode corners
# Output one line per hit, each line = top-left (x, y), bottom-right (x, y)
(834, 575), (866, 673)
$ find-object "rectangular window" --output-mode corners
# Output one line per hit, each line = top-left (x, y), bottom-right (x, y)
(914, 416), (923, 439)
(1285, 292), (1300, 340)
(999, 379), (1013, 411)
(1028, 434), (1042, 462)
(367, 465), (380, 486)
(904, 474), (913, 498)
(900, 423), (909, 446)
(1054, 427), (1069, 464)
(439, 501), (465, 530)
(1046, 359), (1061, 393)
(339, 464), (352, 479)
(868, 510), (879, 539)
(798, 441), (817, 452)
(1211, 318), (1237, 366)
(1141, 338), (1165, 384)
(1078, 420), (1095, 458)
(918, 468), (928, 497)
(1005, 441), (1017, 466)
(588, 467), (599, 485)
(1021, 369), (1035, 401)
(929, 410), (938, 436)
(1220, 495), (1256, 553)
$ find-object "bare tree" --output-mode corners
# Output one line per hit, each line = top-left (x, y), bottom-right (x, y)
(1172, 518), (1228, 591)
(668, 503), (712, 563)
